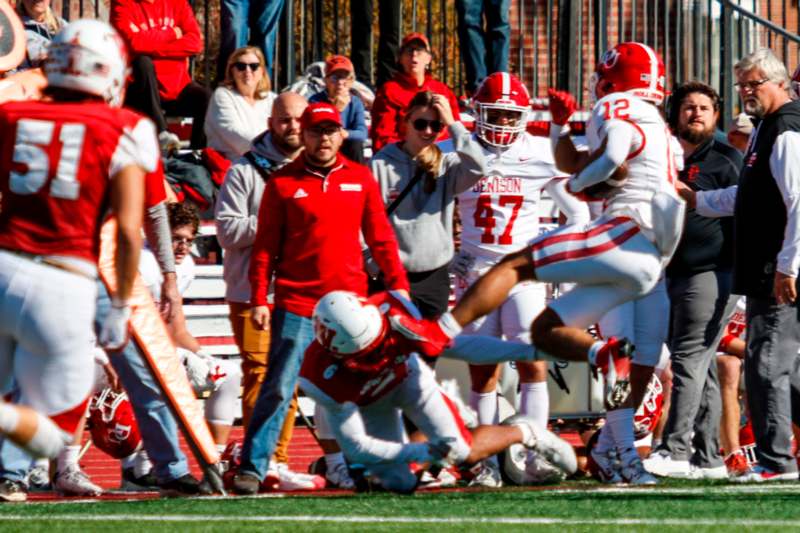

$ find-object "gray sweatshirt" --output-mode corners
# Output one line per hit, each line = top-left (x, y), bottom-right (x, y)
(214, 132), (295, 303)
(370, 122), (486, 272)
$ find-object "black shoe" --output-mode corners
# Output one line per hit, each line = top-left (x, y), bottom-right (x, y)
(0, 479), (27, 502)
(121, 468), (159, 492)
(232, 472), (260, 495)
(158, 474), (202, 497)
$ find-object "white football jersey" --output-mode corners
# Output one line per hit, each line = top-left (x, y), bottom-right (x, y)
(586, 92), (682, 241)
(458, 133), (579, 264)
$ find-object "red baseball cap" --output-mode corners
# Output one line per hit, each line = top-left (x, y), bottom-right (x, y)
(325, 55), (354, 75)
(400, 32), (430, 52)
(301, 102), (343, 129)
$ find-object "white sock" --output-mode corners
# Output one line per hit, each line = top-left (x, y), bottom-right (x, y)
(23, 410), (70, 459)
(325, 452), (345, 474)
(587, 341), (604, 366)
(438, 312), (463, 338)
(57, 445), (80, 473)
(469, 390), (499, 425)
(607, 408), (636, 452)
(0, 403), (20, 434)
(519, 382), (549, 427)
(594, 419), (616, 454)
(134, 449), (153, 478)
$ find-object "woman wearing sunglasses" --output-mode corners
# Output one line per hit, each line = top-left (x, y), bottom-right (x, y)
(205, 46), (277, 160)
(370, 90), (486, 318)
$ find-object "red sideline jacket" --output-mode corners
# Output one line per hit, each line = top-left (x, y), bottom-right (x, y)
(249, 154), (409, 317)
(370, 72), (461, 153)
(111, 0), (202, 101)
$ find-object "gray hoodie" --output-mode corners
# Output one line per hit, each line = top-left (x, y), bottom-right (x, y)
(370, 122), (486, 272)
(214, 132), (296, 303)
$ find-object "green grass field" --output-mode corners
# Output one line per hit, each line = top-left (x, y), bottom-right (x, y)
(3, 480), (800, 532)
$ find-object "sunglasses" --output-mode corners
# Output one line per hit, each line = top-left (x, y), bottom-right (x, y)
(172, 236), (195, 247)
(412, 118), (444, 133)
(328, 72), (353, 83)
(233, 62), (260, 72)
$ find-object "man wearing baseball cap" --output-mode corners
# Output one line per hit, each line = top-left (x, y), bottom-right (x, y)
(310, 55), (368, 163)
(370, 32), (461, 152)
(233, 102), (410, 494)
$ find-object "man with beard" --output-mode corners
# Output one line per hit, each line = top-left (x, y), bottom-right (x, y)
(643, 81), (742, 479)
(215, 92), (324, 489)
(232, 102), (409, 494)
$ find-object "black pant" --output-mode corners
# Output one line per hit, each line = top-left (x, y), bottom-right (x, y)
(125, 56), (211, 149)
(407, 264), (451, 319)
(350, 0), (401, 88)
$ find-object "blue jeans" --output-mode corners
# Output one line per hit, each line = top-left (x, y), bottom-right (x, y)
(217, 0), (286, 79)
(0, 390), (31, 484)
(95, 282), (189, 483)
(455, 0), (510, 93)
(240, 308), (313, 479)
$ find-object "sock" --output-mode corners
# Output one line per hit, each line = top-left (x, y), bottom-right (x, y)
(120, 452), (137, 471)
(469, 390), (499, 425)
(325, 452), (345, 474)
(0, 403), (20, 435)
(23, 410), (70, 459)
(587, 341), (605, 366)
(594, 417), (616, 455)
(57, 445), (80, 473)
(438, 312), (463, 338)
(607, 408), (636, 455)
(519, 382), (549, 428)
(134, 449), (153, 478)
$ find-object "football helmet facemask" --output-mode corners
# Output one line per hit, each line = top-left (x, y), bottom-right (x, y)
(88, 388), (141, 459)
(590, 42), (666, 106)
(472, 72), (531, 147)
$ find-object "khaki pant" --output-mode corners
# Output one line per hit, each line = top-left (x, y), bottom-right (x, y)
(228, 301), (297, 464)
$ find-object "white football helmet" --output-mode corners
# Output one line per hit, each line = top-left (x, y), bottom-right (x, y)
(313, 291), (386, 356)
(44, 19), (129, 106)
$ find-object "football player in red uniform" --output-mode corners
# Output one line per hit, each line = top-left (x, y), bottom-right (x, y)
(0, 19), (157, 459)
(297, 291), (577, 493)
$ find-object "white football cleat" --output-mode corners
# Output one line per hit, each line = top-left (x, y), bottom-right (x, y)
(689, 463), (728, 480)
(642, 450), (692, 478)
(524, 452), (566, 484)
(325, 462), (356, 490)
(54, 465), (103, 496)
(732, 465), (797, 483)
(469, 459), (503, 488)
(418, 467), (458, 489)
(271, 462), (325, 491)
(504, 414), (577, 476)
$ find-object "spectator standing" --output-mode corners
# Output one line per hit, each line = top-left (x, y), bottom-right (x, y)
(309, 55), (368, 163)
(370, 32), (461, 153)
(455, 0), (510, 95)
(643, 82), (741, 480)
(111, 0), (211, 150)
(730, 49), (800, 482)
(215, 93), (314, 489)
(349, 0), (401, 88)
(231, 102), (409, 495)
(15, 0), (65, 70)
(217, 0), (284, 80)
(205, 46), (277, 160)
(370, 90), (484, 317)
(727, 113), (754, 153)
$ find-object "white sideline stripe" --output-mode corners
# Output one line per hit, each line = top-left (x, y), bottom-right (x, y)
(1, 514), (800, 526)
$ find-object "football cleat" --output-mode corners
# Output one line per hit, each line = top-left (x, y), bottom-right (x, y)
(724, 451), (749, 477)
(503, 414), (577, 476)
(418, 467), (459, 490)
(54, 465), (104, 496)
(270, 463), (325, 491)
(524, 452), (566, 484)
(469, 460), (503, 488)
(0, 479), (27, 502)
(158, 473), (209, 497)
(231, 472), (260, 495)
(689, 463), (728, 480)
(642, 450), (692, 478)
(325, 461), (356, 490)
(618, 448), (658, 485)
(26, 462), (51, 492)
(589, 446), (623, 484)
(120, 467), (158, 492)
(593, 337), (634, 409)
(732, 465), (797, 483)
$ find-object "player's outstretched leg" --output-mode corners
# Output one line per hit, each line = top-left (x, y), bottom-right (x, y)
(0, 402), (71, 459)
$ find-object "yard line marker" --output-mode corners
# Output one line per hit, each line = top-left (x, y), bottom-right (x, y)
(1, 515), (800, 526)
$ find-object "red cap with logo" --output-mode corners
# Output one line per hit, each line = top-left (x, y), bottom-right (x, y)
(325, 55), (354, 75)
(301, 102), (343, 129)
(400, 32), (430, 52)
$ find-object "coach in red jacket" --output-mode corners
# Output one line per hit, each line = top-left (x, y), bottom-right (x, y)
(111, 0), (210, 149)
(370, 32), (461, 152)
(232, 102), (410, 494)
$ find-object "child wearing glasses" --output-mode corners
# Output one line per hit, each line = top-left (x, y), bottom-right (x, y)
(369, 90), (486, 318)
(205, 46), (278, 160)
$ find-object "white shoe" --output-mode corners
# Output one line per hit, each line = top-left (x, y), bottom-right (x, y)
(469, 460), (503, 488)
(158, 131), (181, 155)
(642, 450), (692, 478)
(590, 446), (623, 484)
(26, 463), (51, 491)
(272, 463), (325, 491)
(54, 465), (103, 496)
(619, 448), (657, 485)
(732, 465), (798, 483)
(504, 414), (577, 475)
(689, 463), (728, 480)
(325, 462), (355, 490)
(524, 452), (565, 484)
(418, 467), (458, 489)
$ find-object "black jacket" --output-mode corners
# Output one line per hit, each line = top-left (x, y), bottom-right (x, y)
(667, 137), (741, 277)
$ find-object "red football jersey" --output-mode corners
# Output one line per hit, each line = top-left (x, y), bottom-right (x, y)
(300, 292), (424, 405)
(0, 100), (159, 262)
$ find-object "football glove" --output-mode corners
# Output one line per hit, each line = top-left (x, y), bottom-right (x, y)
(547, 88), (577, 126)
(99, 299), (131, 351)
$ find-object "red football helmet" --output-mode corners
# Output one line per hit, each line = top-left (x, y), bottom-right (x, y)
(472, 72), (531, 146)
(633, 373), (664, 440)
(791, 63), (800, 100)
(590, 42), (666, 105)
(88, 388), (141, 459)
